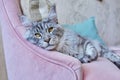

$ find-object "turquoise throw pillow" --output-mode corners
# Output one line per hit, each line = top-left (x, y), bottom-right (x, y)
(62, 17), (105, 45)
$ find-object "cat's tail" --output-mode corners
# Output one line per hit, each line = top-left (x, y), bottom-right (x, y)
(100, 45), (120, 68)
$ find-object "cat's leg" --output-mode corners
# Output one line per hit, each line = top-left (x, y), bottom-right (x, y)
(101, 50), (120, 68)
(98, 44), (120, 68)
(59, 41), (98, 63)
(80, 41), (98, 63)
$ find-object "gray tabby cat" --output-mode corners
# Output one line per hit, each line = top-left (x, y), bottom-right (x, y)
(21, 5), (120, 68)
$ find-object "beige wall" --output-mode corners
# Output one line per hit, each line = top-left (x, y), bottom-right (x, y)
(0, 25), (8, 80)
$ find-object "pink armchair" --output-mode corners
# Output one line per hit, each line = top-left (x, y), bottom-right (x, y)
(0, 0), (120, 80)
(0, 0), (82, 80)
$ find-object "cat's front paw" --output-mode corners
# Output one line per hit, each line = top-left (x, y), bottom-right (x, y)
(79, 52), (98, 63)
(79, 56), (91, 63)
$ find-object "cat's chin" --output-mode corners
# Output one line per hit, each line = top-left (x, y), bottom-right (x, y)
(39, 42), (56, 50)
(45, 45), (56, 51)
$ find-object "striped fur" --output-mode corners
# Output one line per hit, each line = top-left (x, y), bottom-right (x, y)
(20, 5), (120, 69)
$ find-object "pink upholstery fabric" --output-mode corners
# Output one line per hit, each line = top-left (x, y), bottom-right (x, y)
(83, 58), (120, 80)
(0, 0), (120, 80)
(0, 0), (82, 80)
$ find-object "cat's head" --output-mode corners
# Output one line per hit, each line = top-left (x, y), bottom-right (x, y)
(22, 5), (64, 50)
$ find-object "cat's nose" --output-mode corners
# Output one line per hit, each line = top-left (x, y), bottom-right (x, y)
(44, 38), (50, 43)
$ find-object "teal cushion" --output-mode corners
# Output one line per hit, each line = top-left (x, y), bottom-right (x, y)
(62, 17), (105, 45)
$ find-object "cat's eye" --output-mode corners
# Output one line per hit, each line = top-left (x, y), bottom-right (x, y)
(48, 27), (54, 33)
(35, 33), (41, 38)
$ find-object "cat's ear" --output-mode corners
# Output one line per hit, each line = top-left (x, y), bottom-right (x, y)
(20, 15), (33, 27)
(48, 4), (58, 23)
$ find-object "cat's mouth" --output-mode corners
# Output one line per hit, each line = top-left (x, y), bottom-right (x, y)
(39, 42), (56, 50)
(45, 44), (56, 50)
